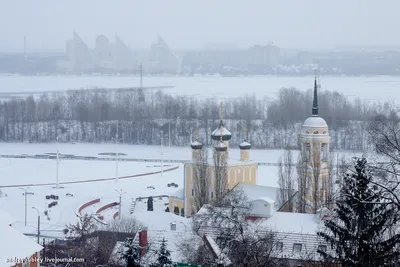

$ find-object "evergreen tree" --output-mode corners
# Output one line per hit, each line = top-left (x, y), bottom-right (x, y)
(317, 158), (400, 266)
(121, 237), (142, 267)
(147, 196), (154, 211)
(151, 238), (177, 267)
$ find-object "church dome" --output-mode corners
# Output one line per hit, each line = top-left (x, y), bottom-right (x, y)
(239, 140), (251, 150)
(303, 116), (328, 128)
(191, 140), (203, 150)
(211, 120), (232, 141)
(214, 141), (227, 152)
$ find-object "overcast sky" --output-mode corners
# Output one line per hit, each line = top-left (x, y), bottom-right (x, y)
(0, 0), (398, 52)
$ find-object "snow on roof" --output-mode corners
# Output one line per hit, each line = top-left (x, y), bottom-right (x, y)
(170, 188), (184, 199)
(191, 140), (202, 146)
(256, 197), (275, 204)
(211, 126), (231, 137)
(0, 209), (17, 226)
(303, 116), (328, 128)
(260, 212), (322, 235)
(233, 183), (279, 204)
(132, 211), (190, 232)
(204, 234), (232, 265)
(201, 157), (255, 167)
(0, 224), (42, 267)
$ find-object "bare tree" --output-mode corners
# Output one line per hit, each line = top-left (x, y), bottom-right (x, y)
(179, 189), (281, 267)
(277, 148), (295, 212)
(192, 147), (209, 213)
(297, 148), (308, 213)
(213, 148), (228, 207)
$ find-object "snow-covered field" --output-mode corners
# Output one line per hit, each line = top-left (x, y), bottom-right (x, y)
(0, 142), (364, 163)
(0, 75), (398, 102)
(0, 142), (367, 241)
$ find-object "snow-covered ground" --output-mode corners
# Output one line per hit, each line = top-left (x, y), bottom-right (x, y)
(0, 142), (365, 163)
(0, 155), (182, 240)
(0, 75), (398, 102)
(0, 142), (369, 241)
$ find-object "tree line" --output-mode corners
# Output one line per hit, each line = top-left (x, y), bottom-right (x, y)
(0, 87), (390, 150)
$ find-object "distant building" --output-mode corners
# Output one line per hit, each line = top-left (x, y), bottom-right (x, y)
(93, 35), (114, 70)
(66, 31), (95, 71)
(247, 43), (280, 67)
(114, 35), (139, 71)
(147, 35), (181, 74)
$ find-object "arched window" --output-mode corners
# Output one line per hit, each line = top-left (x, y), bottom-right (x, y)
(323, 131), (327, 134)
(306, 131), (310, 134)
(313, 131), (319, 134)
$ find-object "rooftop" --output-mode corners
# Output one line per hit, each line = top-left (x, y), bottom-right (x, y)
(303, 116), (328, 128)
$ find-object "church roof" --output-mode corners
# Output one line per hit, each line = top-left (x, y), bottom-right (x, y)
(211, 120), (232, 141)
(191, 140), (203, 150)
(303, 73), (328, 128)
(303, 116), (328, 128)
(214, 141), (227, 152)
(239, 140), (251, 150)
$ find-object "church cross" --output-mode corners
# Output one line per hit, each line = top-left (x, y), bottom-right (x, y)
(219, 103), (223, 121)
(244, 128), (247, 141)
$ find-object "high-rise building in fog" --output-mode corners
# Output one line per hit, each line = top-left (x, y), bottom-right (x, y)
(147, 35), (181, 74)
(66, 32), (95, 71)
(114, 35), (138, 71)
(93, 35), (114, 69)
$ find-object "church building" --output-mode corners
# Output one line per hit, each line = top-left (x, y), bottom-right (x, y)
(169, 105), (258, 217)
(299, 74), (331, 213)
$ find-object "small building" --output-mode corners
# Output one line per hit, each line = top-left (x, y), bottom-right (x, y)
(0, 209), (43, 267)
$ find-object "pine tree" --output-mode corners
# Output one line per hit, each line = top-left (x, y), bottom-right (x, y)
(151, 238), (177, 267)
(317, 158), (400, 266)
(121, 237), (142, 267)
(147, 196), (154, 211)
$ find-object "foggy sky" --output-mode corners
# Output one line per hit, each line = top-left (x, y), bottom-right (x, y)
(1, 0), (399, 52)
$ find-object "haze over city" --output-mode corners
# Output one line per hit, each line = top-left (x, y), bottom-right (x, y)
(2, 2), (400, 267)
(0, 0), (399, 52)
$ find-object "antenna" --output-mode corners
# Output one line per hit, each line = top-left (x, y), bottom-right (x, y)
(140, 63), (143, 88)
(23, 36), (27, 60)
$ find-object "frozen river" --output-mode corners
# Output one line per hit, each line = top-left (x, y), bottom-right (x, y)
(0, 74), (398, 102)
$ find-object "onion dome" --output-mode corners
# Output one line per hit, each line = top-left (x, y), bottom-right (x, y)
(239, 140), (251, 150)
(211, 120), (232, 141)
(214, 141), (227, 152)
(191, 140), (203, 150)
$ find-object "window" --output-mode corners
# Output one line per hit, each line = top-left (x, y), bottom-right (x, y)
(306, 131), (310, 134)
(318, 245), (327, 253)
(322, 143), (328, 161)
(211, 191), (214, 199)
(191, 189), (194, 196)
(293, 243), (302, 253)
(323, 131), (327, 134)
(313, 130), (319, 134)
(276, 242), (283, 251)
(304, 143), (311, 162)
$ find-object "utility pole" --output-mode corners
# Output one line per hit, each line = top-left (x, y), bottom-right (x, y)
(161, 130), (164, 176)
(115, 189), (125, 219)
(19, 187), (33, 226)
(32, 207), (40, 244)
(112, 122), (122, 183)
(55, 136), (60, 189)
